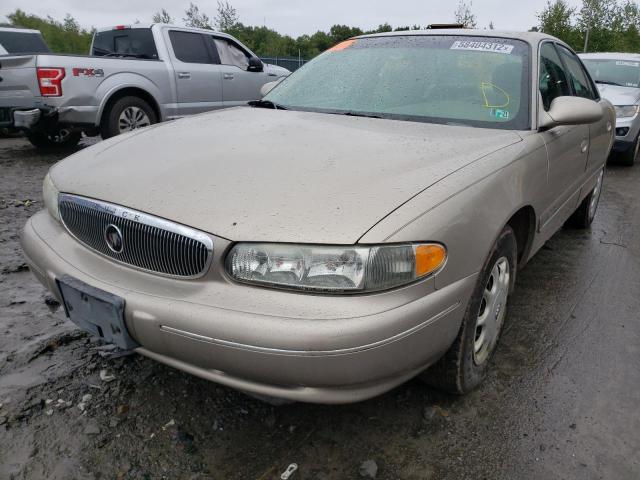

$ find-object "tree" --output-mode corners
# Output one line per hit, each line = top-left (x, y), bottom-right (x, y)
(183, 3), (212, 29)
(7, 9), (92, 54)
(152, 9), (173, 24)
(538, 0), (581, 49)
(329, 24), (363, 42)
(454, 0), (477, 28)
(578, 0), (621, 51)
(617, 0), (640, 51)
(488, 21), (495, 30)
(215, 1), (238, 32)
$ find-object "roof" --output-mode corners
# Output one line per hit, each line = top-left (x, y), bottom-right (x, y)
(355, 29), (560, 45)
(95, 23), (225, 36)
(579, 52), (640, 60)
(0, 26), (41, 34)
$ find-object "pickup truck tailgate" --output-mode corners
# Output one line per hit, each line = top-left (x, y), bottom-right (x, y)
(0, 55), (41, 108)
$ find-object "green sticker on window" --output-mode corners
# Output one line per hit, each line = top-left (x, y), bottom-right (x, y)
(490, 108), (510, 120)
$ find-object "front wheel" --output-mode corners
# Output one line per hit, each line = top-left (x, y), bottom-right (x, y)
(101, 96), (157, 139)
(26, 128), (81, 150)
(422, 226), (517, 394)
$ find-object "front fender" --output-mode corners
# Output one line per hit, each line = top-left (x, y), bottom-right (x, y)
(359, 134), (548, 289)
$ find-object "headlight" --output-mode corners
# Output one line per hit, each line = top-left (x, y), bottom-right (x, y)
(225, 243), (446, 293)
(43, 173), (60, 222)
(614, 105), (639, 118)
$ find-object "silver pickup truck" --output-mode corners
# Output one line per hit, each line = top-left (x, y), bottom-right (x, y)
(0, 23), (290, 149)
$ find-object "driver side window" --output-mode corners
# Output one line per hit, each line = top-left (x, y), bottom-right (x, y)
(539, 43), (571, 111)
(213, 37), (250, 70)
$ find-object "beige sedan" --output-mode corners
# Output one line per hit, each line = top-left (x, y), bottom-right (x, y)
(21, 30), (614, 403)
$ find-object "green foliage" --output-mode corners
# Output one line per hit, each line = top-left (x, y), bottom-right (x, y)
(214, 1), (238, 31)
(539, 0), (640, 52)
(9, 0), (639, 60)
(7, 9), (92, 54)
(538, 0), (582, 50)
(183, 2), (212, 29)
(152, 9), (173, 24)
(455, 0), (478, 28)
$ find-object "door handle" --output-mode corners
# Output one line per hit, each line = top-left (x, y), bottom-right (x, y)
(606, 121), (612, 132)
(223, 73), (234, 80)
(178, 72), (191, 79)
(580, 139), (589, 153)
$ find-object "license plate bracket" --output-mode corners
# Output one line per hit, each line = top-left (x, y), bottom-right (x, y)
(56, 275), (139, 350)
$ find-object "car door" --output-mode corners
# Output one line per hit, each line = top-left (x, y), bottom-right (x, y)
(210, 36), (270, 106)
(167, 30), (224, 116)
(556, 44), (612, 175)
(538, 41), (591, 235)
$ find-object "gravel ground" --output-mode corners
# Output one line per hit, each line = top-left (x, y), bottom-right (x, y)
(1, 136), (639, 480)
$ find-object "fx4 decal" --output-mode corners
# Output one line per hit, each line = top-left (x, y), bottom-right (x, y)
(72, 68), (105, 77)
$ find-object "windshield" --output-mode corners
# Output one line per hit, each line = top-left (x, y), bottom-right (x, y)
(265, 35), (531, 130)
(582, 58), (640, 88)
(0, 30), (50, 54)
(92, 28), (158, 59)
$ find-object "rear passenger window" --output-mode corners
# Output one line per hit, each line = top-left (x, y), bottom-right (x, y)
(539, 43), (571, 111)
(169, 31), (215, 64)
(557, 45), (598, 100)
(92, 28), (158, 59)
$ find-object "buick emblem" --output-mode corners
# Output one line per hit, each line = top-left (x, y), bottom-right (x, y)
(104, 224), (124, 254)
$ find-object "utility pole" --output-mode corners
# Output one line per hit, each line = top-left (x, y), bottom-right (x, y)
(583, 27), (590, 53)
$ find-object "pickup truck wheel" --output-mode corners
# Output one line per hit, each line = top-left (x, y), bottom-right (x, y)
(421, 225), (517, 394)
(26, 128), (81, 150)
(566, 168), (604, 229)
(101, 96), (157, 139)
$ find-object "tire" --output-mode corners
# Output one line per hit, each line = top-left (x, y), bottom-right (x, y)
(100, 96), (157, 139)
(422, 226), (517, 394)
(566, 167), (604, 229)
(620, 136), (638, 166)
(26, 128), (81, 150)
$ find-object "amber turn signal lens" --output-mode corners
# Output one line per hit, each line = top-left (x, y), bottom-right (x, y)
(415, 244), (447, 277)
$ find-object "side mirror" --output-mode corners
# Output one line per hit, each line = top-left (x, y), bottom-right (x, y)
(539, 96), (603, 129)
(247, 56), (263, 72)
(260, 78), (284, 97)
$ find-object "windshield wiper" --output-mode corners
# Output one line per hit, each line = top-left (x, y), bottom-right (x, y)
(339, 111), (382, 119)
(104, 52), (151, 59)
(595, 80), (623, 86)
(91, 47), (109, 55)
(248, 99), (287, 110)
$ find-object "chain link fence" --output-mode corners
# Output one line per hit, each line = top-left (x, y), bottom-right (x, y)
(260, 56), (309, 72)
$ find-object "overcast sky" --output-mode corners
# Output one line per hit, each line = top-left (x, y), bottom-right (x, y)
(2, 0), (584, 37)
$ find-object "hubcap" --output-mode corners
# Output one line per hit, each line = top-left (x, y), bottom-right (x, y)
(474, 256), (510, 365)
(118, 106), (151, 133)
(588, 169), (604, 221)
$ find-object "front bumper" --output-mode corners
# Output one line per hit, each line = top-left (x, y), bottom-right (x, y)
(21, 211), (476, 403)
(612, 114), (640, 150)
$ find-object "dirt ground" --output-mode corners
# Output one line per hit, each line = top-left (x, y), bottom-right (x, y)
(1, 135), (639, 480)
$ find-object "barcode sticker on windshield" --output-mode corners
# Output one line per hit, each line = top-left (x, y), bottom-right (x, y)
(451, 41), (514, 54)
(616, 60), (640, 67)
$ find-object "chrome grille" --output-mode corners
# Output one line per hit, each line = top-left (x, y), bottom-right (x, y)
(59, 194), (213, 278)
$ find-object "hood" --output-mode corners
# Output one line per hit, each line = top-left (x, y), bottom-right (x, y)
(596, 83), (640, 106)
(51, 108), (522, 244)
(264, 63), (291, 75)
